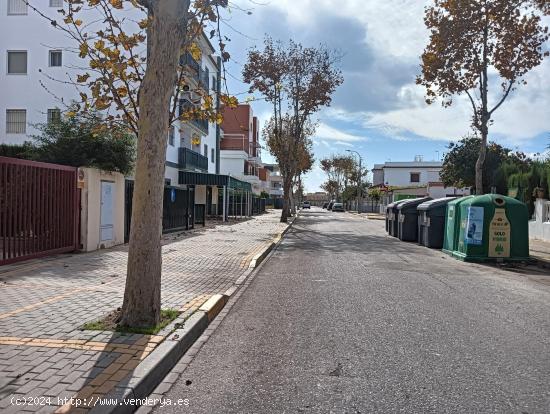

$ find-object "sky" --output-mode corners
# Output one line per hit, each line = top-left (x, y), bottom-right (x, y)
(220, 0), (550, 192)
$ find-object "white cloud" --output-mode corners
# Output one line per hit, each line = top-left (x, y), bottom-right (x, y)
(315, 123), (366, 142)
(252, 0), (430, 60)
(334, 141), (354, 147)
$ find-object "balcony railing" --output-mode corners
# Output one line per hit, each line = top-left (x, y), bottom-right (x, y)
(190, 118), (209, 135)
(180, 52), (209, 89)
(179, 100), (209, 135)
(179, 147), (208, 172)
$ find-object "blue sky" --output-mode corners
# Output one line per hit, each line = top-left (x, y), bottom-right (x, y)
(220, 0), (550, 192)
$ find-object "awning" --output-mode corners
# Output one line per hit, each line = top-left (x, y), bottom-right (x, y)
(178, 171), (252, 192)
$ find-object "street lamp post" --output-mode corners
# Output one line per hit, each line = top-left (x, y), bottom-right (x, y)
(346, 150), (363, 214)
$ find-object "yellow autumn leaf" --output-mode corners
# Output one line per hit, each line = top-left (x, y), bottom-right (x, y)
(190, 43), (202, 61)
(76, 73), (90, 83)
(79, 42), (89, 58)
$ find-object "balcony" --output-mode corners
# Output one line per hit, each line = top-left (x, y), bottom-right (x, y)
(180, 52), (209, 89)
(179, 147), (208, 172)
(179, 100), (209, 135)
(180, 52), (200, 75)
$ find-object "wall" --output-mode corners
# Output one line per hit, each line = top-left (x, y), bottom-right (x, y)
(529, 199), (550, 241)
(0, 4), (141, 144)
(383, 167), (442, 187)
(428, 185), (470, 199)
(79, 168), (125, 252)
(195, 185), (206, 205)
(219, 150), (246, 176)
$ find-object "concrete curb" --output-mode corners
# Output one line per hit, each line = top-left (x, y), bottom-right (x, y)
(90, 295), (228, 414)
(248, 213), (298, 269)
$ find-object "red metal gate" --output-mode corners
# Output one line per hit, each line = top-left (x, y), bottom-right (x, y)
(0, 157), (79, 265)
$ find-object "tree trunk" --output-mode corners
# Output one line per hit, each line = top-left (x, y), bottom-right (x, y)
(475, 121), (488, 195)
(475, 14), (490, 196)
(120, 0), (190, 328)
(281, 175), (292, 223)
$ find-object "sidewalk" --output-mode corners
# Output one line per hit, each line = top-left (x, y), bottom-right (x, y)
(0, 210), (287, 413)
(530, 238), (550, 267)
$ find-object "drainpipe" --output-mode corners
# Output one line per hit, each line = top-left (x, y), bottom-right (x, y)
(216, 56), (222, 175)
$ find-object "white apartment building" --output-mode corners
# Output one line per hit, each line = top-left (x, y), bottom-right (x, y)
(0, 0), (83, 144)
(372, 159), (470, 198)
(0, 0), (220, 182)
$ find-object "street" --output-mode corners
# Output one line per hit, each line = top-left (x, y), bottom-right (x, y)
(156, 207), (550, 414)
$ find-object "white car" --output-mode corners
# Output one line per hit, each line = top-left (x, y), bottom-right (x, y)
(302, 201), (311, 209)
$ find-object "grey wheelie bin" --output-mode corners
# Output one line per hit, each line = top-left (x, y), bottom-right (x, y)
(397, 197), (432, 242)
(417, 197), (456, 249)
(387, 200), (407, 237)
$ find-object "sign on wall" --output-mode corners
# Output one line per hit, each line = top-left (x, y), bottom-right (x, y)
(465, 206), (484, 245)
(488, 209), (511, 258)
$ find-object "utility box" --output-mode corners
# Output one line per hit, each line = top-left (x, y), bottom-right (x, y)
(417, 197), (457, 249)
(443, 194), (529, 262)
(386, 200), (407, 237)
(397, 197), (432, 242)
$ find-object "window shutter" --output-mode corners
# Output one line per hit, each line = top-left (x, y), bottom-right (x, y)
(6, 110), (27, 134)
(8, 0), (27, 15)
(7, 51), (27, 74)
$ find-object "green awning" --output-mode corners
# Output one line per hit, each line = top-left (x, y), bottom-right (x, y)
(178, 171), (252, 192)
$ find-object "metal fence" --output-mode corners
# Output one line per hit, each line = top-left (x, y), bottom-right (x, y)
(124, 180), (196, 242)
(0, 157), (79, 265)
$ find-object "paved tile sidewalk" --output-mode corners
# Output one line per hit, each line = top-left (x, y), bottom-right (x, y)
(0, 210), (287, 413)
(530, 238), (550, 265)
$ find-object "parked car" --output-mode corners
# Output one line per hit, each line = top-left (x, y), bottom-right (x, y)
(302, 201), (311, 209)
(332, 202), (344, 212)
(322, 202), (329, 209)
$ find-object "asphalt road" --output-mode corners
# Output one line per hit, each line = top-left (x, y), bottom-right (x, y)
(157, 207), (550, 413)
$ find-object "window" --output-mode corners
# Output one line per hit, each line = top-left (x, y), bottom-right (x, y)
(410, 172), (421, 183)
(49, 0), (63, 7)
(49, 50), (62, 67)
(203, 144), (208, 157)
(7, 51), (27, 74)
(47, 108), (61, 124)
(8, 0), (27, 15)
(6, 110), (26, 134)
(168, 126), (175, 146)
(212, 76), (216, 92)
(211, 148), (215, 163)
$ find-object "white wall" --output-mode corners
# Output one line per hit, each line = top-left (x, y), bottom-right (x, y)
(220, 150), (246, 176)
(529, 199), (550, 241)
(79, 167), (125, 252)
(383, 167), (442, 187)
(0, 2), (80, 143)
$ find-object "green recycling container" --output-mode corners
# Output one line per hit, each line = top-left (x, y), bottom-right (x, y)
(442, 196), (474, 254)
(443, 194), (529, 262)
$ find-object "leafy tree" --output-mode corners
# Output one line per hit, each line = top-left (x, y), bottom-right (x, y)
(320, 155), (358, 201)
(264, 114), (314, 217)
(260, 190), (269, 199)
(321, 180), (339, 200)
(418, 0), (549, 195)
(30, 112), (135, 174)
(24, 0), (234, 328)
(244, 38), (342, 222)
(441, 136), (531, 193)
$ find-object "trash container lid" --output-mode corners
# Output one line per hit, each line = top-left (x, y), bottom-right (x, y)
(396, 197), (432, 212)
(417, 197), (457, 211)
(387, 199), (409, 209)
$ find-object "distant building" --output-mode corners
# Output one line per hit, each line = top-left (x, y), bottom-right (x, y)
(220, 104), (268, 195)
(371, 159), (470, 199)
(305, 192), (329, 206)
